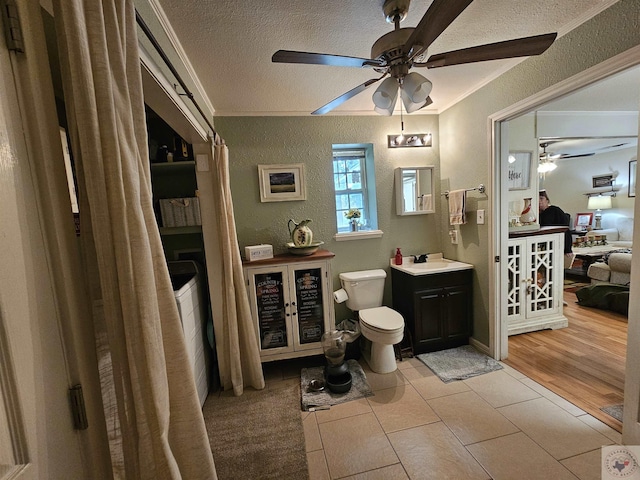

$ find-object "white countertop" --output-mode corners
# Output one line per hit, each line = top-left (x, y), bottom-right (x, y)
(390, 253), (474, 276)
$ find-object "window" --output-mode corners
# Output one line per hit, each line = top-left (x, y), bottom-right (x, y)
(332, 144), (378, 234)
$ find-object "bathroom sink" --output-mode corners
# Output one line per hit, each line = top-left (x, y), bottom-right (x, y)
(390, 253), (473, 276)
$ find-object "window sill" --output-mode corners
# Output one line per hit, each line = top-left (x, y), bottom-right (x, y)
(334, 230), (384, 241)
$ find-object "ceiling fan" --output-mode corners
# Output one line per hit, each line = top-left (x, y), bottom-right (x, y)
(272, 0), (557, 115)
(538, 142), (595, 174)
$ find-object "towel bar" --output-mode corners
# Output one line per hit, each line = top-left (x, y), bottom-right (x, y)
(442, 184), (485, 199)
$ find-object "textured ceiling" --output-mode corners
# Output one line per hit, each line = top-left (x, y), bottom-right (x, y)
(155, 0), (615, 116)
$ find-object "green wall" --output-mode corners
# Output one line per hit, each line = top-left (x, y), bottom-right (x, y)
(438, 0), (640, 346)
(216, 0), (640, 342)
(215, 115), (440, 323)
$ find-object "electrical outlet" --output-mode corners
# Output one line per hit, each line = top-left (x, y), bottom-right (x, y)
(449, 229), (458, 244)
(477, 209), (485, 225)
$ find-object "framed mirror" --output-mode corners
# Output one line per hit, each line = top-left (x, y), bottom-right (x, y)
(395, 166), (435, 215)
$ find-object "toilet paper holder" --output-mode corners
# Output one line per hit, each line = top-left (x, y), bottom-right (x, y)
(333, 288), (348, 303)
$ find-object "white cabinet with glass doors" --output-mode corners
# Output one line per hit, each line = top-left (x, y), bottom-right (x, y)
(243, 251), (335, 361)
(507, 231), (568, 335)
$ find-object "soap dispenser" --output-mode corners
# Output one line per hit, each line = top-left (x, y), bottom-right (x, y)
(395, 248), (403, 265)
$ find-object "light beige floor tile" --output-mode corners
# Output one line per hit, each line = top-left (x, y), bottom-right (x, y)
(367, 384), (440, 433)
(303, 412), (323, 452)
(576, 414), (622, 444)
(360, 362), (409, 392)
(463, 370), (540, 407)
(561, 449), (602, 480)
(397, 364), (434, 381)
(467, 432), (579, 480)
(500, 362), (527, 379)
(388, 422), (490, 480)
(519, 377), (586, 416)
(307, 449), (330, 480)
(498, 397), (613, 460)
(396, 357), (425, 370)
(411, 374), (471, 400)
(342, 463), (408, 479)
(427, 391), (519, 445)
(318, 412), (399, 478)
(314, 397), (372, 424)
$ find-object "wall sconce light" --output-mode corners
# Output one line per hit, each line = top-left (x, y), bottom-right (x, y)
(388, 133), (432, 148)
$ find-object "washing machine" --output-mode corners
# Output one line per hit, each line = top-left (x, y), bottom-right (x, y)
(168, 261), (208, 407)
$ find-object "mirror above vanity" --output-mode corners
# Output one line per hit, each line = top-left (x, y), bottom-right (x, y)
(395, 166), (435, 215)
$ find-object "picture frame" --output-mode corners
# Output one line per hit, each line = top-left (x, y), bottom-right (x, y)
(629, 160), (637, 197)
(575, 212), (594, 230)
(258, 163), (306, 202)
(507, 151), (532, 191)
(592, 174), (615, 188)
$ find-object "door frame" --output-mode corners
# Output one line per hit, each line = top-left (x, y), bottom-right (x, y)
(490, 45), (640, 442)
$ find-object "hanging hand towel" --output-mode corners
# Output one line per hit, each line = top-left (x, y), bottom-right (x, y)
(420, 194), (433, 211)
(448, 189), (467, 225)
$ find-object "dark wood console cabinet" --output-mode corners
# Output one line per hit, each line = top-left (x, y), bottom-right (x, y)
(391, 268), (473, 354)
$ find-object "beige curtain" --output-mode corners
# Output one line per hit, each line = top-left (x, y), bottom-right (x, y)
(52, 1), (216, 478)
(210, 134), (265, 395)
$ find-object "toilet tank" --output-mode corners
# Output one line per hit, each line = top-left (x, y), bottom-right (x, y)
(339, 269), (386, 311)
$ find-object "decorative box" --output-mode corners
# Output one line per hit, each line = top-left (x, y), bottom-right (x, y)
(245, 244), (274, 262)
(159, 197), (201, 227)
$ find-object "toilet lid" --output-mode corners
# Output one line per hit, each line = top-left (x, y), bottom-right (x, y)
(359, 306), (404, 331)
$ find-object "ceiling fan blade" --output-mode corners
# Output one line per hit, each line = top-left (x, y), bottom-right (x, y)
(403, 0), (474, 60)
(311, 77), (383, 115)
(425, 32), (557, 68)
(272, 50), (383, 68)
(559, 152), (595, 159)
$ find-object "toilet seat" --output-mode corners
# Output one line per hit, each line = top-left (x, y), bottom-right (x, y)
(359, 306), (404, 332)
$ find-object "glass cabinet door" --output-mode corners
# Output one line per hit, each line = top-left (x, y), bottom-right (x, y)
(248, 266), (294, 355)
(290, 264), (327, 351)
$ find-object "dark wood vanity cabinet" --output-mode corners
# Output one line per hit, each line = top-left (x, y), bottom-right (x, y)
(391, 268), (473, 354)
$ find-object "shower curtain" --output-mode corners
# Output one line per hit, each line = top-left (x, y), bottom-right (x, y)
(210, 134), (265, 395)
(52, 0), (217, 478)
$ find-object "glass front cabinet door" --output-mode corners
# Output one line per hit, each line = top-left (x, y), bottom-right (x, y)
(244, 256), (334, 361)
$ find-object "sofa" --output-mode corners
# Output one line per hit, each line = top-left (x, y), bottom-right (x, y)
(585, 217), (633, 285)
(587, 252), (632, 285)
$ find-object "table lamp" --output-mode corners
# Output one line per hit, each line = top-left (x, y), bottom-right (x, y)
(587, 194), (612, 230)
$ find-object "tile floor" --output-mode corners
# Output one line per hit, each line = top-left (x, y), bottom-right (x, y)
(265, 356), (621, 480)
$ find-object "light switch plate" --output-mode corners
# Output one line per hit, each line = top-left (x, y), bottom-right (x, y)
(449, 230), (458, 244)
(477, 209), (485, 225)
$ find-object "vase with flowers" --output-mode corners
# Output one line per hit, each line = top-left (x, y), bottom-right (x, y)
(344, 208), (361, 232)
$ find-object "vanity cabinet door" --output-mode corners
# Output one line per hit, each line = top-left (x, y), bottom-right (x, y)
(392, 268), (473, 354)
(289, 263), (329, 352)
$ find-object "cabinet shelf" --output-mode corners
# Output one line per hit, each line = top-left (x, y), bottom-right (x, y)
(150, 160), (196, 172)
(159, 225), (202, 236)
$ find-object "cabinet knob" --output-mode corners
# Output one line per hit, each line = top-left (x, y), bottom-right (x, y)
(291, 301), (296, 306)
(292, 311), (297, 316)
(285, 302), (289, 307)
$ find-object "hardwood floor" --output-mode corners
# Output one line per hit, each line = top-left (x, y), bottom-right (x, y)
(503, 287), (627, 432)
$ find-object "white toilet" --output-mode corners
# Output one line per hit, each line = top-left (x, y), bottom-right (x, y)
(339, 269), (404, 374)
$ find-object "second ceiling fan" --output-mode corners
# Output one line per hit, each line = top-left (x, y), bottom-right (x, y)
(272, 0), (557, 115)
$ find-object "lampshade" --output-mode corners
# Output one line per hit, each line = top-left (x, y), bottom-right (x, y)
(401, 72), (432, 104)
(587, 194), (612, 210)
(372, 77), (399, 114)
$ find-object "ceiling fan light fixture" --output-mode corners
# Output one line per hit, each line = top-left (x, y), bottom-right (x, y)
(402, 72), (432, 104)
(372, 77), (399, 110)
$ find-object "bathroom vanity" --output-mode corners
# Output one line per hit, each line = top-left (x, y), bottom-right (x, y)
(243, 250), (335, 362)
(391, 255), (474, 354)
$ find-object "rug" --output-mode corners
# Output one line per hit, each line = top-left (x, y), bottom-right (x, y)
(301, 359), (374, 411)
(417, 345), (503, 383)
(203, 381), (308, 480)
(601, 404), (624, 422)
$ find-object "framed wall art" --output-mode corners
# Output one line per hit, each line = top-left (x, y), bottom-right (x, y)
(575, 212), (594, 231)
(507, 151), (532, 191)
(629, 159), (637, 197)
(258, 163), (306, 202)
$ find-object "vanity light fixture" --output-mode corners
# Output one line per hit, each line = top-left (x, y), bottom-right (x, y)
(387, 96), (432, 148)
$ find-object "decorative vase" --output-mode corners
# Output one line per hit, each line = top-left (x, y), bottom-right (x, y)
(350, 219), (359, 232)
(288, 218), (313, 246)
(519, 197), (536, 224)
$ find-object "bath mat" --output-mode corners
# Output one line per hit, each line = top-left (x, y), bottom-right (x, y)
(300, 359), (374, 411)
(417, 345), (503, 383)
(601, 404), (624, 422)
